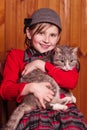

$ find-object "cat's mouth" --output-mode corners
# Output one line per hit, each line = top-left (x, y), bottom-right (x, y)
(63, 67), (73, 71)
(55, 66), (72, 71)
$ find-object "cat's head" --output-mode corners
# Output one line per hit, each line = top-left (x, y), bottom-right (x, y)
(53, 45), (78, 71)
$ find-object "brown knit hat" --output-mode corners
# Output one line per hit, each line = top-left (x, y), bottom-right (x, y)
(24, 8), (62, 33)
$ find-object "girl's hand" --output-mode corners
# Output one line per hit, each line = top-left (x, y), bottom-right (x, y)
(21, 82), (54, 109)
(22, 60), (46, 76)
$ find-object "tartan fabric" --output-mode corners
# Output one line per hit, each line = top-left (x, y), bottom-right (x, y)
(24, 47), (55, 63)
(16, 104), (87, 130)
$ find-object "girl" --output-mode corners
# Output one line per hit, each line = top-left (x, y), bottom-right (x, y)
(0, 8), (87, 130)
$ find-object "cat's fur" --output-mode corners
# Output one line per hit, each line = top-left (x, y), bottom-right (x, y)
(2, 45), (79, 130)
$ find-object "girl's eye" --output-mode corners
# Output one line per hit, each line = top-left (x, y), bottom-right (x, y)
(39, 31), (44, 35)
(50, 34), (56, 37)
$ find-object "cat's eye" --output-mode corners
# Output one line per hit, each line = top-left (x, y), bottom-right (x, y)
(61, 60), (64, 63)
(70, 60), (73, 62)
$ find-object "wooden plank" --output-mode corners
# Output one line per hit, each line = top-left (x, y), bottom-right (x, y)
(0, 0), (5, 54)
(70, 0), (81, 47)
(37, 0), (49, 8)
(79, 56), (87, 121)
(16, 0), (27, 50)
(60, 0), (71, 45)
(1, 0), (87, 123)
(5, 0), (17, 51)
(81, 0), (87, 55)
(48, 0), (60, 12)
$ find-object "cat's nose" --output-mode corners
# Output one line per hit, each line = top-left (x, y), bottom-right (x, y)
(65, 68), (69, 71)
(65, 66), (69, 71)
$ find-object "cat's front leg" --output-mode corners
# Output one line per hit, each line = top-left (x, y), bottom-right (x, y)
(69, 96), (76, 103)
(70, 95), (76, 103)
(50, 103), (68, 110)
(61, 96), (76, 105)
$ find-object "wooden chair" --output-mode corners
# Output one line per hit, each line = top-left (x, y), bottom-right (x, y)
(0, 60), (8, 127)
(0, 60), (17, 128)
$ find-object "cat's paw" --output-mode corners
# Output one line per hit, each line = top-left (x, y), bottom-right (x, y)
(50, 103), (68, 111)
(72, 96), (76, 103)
(62, 96), (76, 104)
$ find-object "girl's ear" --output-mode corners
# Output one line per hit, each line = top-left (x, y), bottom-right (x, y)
(26, 27), (31, 39)
(57, 33), (61, 42)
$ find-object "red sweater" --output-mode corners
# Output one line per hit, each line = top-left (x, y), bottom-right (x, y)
(0, 49), (79, 103)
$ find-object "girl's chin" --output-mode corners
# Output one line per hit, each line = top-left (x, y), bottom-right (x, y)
(36, 46), (53, 53)
(39, 49), (50, 53)
(40, 47), (53, 53)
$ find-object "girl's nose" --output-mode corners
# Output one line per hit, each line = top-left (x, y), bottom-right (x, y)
(43, 35), (49, 44)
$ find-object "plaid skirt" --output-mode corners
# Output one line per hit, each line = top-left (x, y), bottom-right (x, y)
(16, 104), (87, 130)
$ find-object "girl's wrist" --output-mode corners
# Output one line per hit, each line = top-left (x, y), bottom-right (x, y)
(35, 60), (46, 72)
(21, 83), (32, 96)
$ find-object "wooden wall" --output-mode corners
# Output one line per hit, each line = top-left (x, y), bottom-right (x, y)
(0, 0), (87, 121)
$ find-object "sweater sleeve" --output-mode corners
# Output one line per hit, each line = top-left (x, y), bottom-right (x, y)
(45, 62), (79, 89)
(0, 49), (26, 103)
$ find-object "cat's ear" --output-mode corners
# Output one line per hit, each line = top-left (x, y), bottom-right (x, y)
(55, 47), (61, 54)
(72, 47), (78, 55)
(55, 47), (62, 56)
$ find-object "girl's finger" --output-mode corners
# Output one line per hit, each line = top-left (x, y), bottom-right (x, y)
(39, 98), (46, 109)
(22, 70), (25, 76)
(22, 68), (29, 76)
(22, 70), (26, 76)
(46, 94), (54, 100)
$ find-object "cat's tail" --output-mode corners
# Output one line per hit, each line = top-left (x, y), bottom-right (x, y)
(1, 103), (33, 130)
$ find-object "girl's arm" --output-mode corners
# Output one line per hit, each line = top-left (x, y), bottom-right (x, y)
(21, 82), (54, 108)
(22, 60), (79, 90)
(45, 62), (79, 89)
(0, 49), (26, 102)
(0, 51), (54, 107)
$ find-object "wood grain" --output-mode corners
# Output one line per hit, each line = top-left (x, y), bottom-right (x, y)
(0, 0), (87, 122)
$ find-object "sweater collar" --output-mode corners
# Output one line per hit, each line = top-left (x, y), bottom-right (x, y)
(24, 46), (54, 63)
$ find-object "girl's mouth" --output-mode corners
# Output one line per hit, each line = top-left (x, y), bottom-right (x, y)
(40, 43), (50, 49)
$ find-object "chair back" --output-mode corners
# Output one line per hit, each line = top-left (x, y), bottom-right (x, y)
(0, 60), (5, 84)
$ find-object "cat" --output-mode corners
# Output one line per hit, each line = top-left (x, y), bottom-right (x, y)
(2, 45), (79, 130)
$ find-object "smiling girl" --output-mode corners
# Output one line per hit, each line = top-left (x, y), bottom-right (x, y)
(0, 8), (87, 130)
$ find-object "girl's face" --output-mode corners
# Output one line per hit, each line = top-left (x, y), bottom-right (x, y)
(27, 24), (60, 53)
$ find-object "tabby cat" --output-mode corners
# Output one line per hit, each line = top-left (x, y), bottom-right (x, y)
(2, 45), (79, 130)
